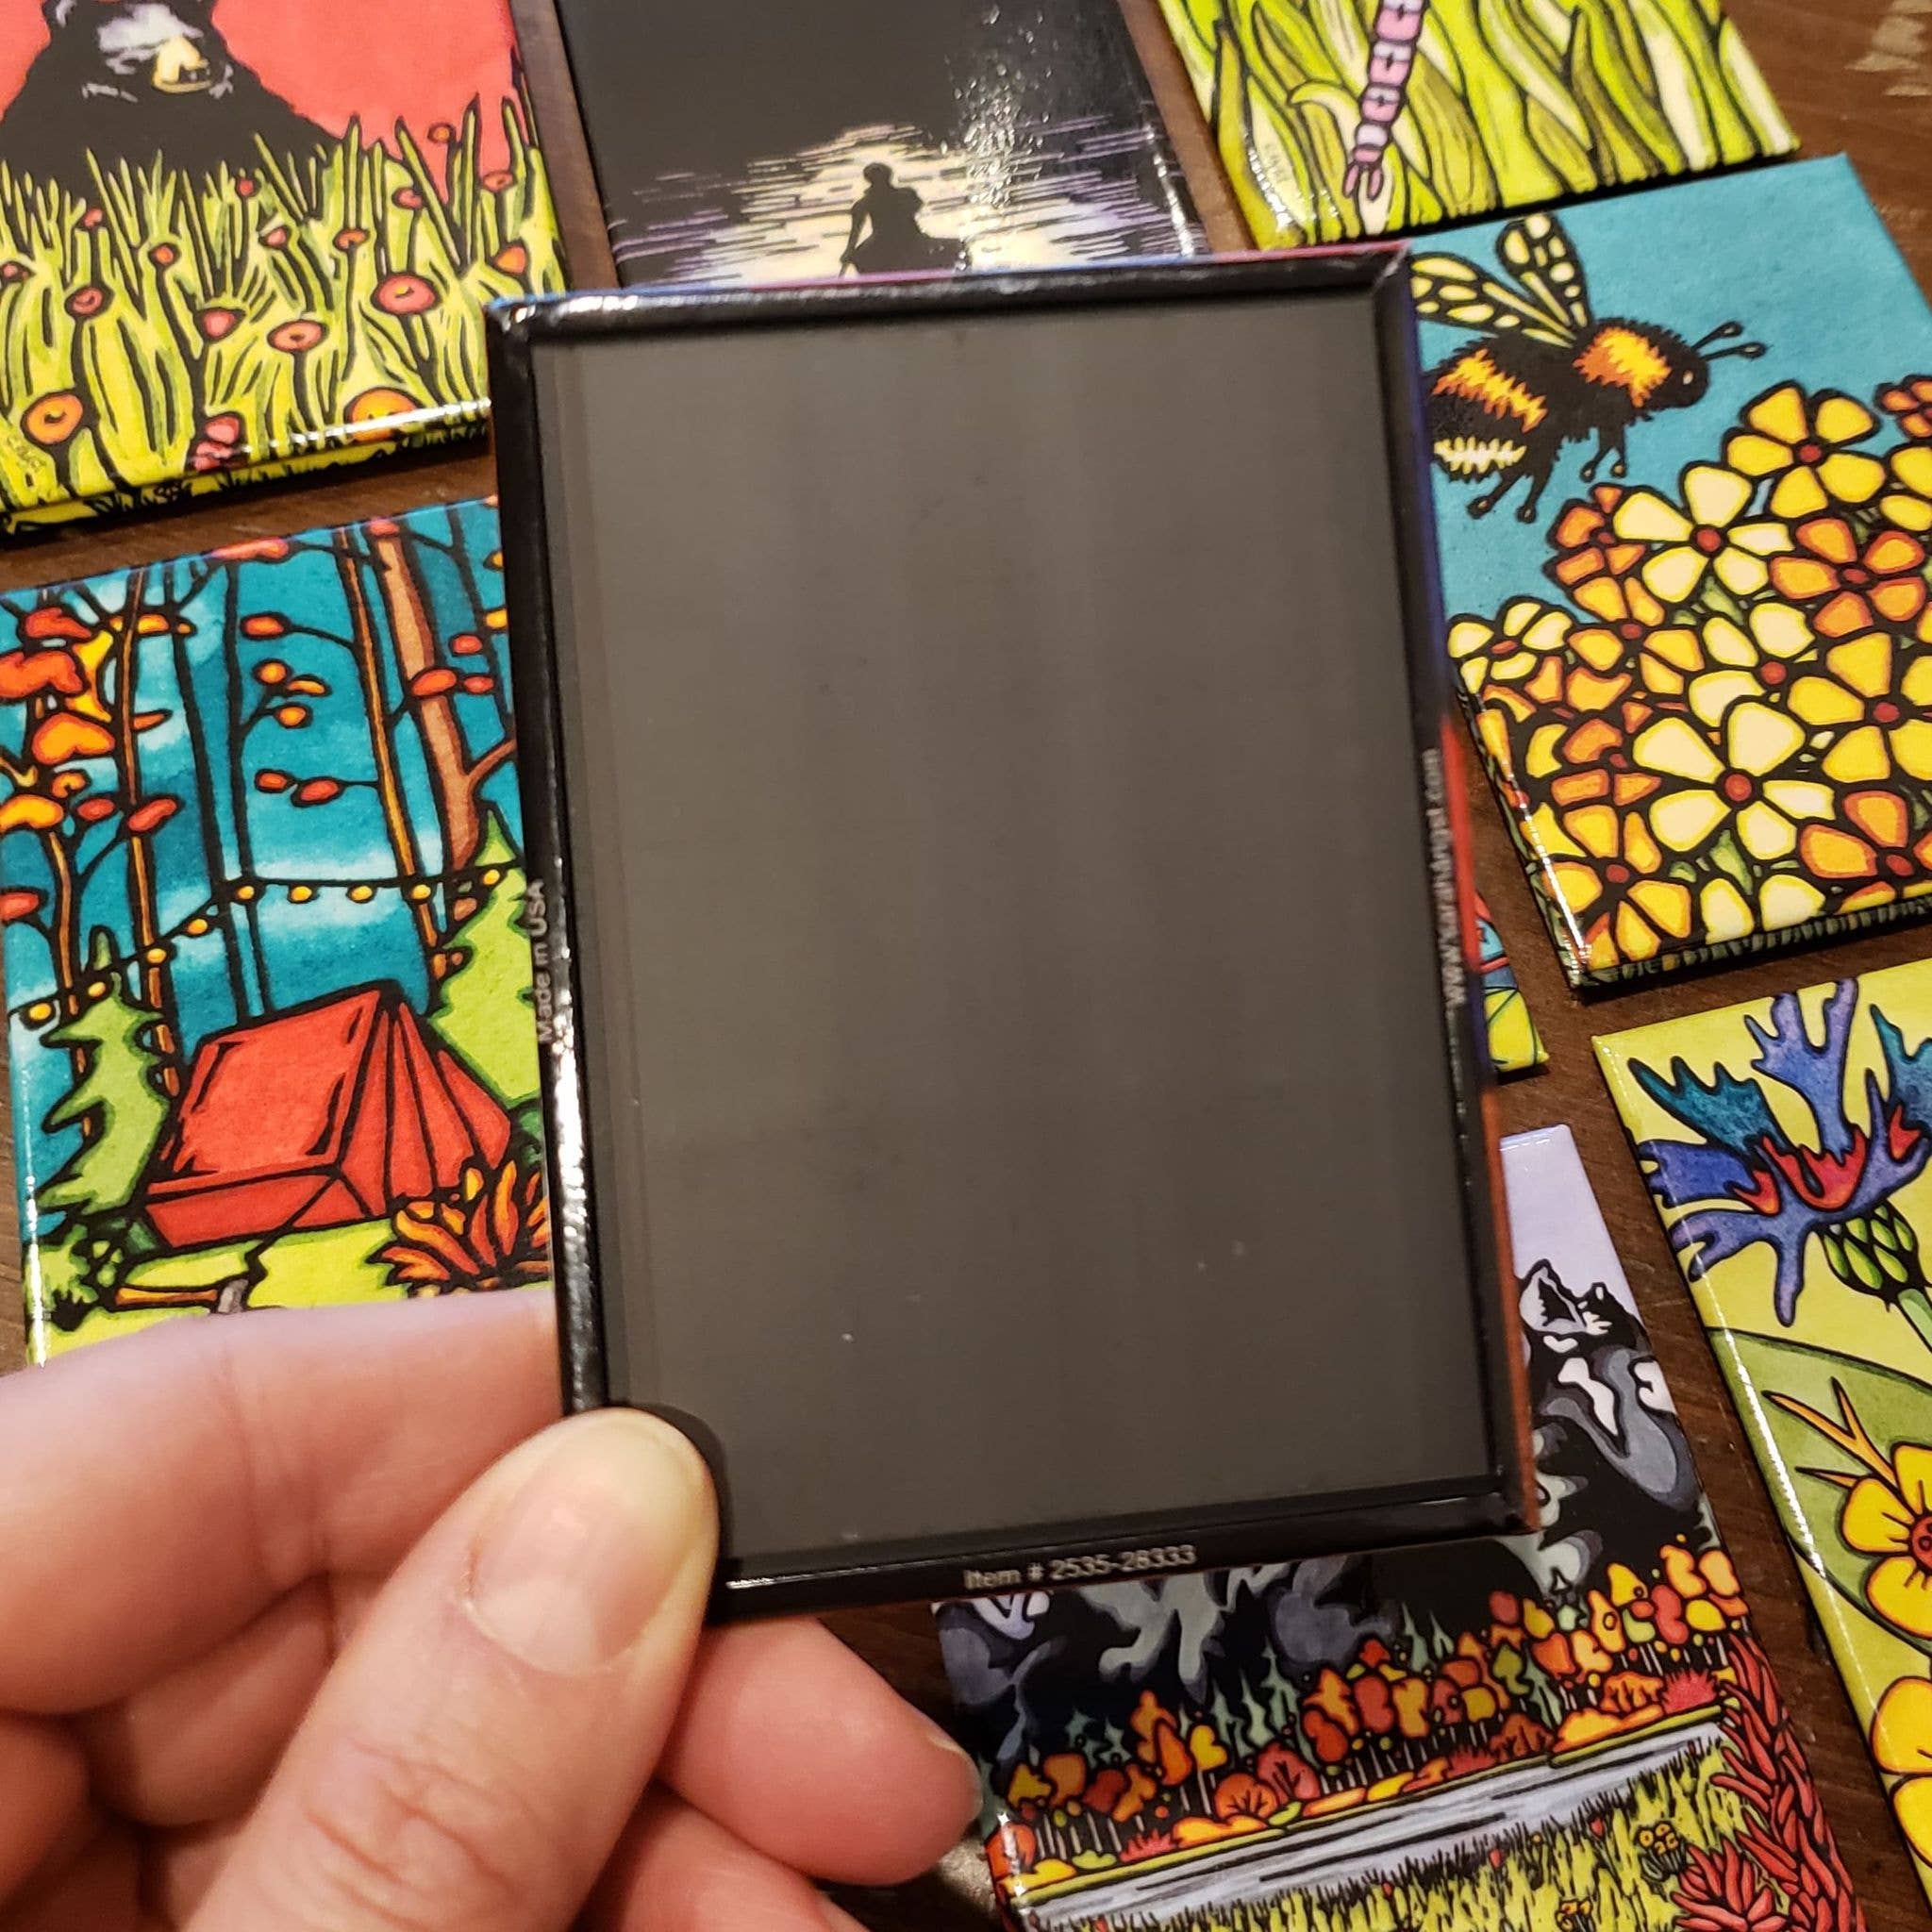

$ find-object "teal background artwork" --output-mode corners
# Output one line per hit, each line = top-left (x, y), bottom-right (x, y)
(0, 500), (543, 1354)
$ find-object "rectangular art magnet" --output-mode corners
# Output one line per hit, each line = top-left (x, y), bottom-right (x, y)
(547, 0), (1203, 284)
(1152, 0), (1792, 248)
(1477, 887), (1544, 1075)
(488, 258), (1528, 1614)
(1599, 962), (1932, 1903)
(938, 1126), (1863, 1932)
(0, 1), (565, 531)
(0, 499), (545, 1361)
(1420, 157), (1932, 987)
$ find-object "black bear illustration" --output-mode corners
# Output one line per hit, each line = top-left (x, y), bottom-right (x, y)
(0, 0), (333, 193)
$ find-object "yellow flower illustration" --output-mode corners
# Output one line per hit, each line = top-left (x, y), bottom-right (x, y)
(1873, 1675), (1932, 1863)
(1633, 703), (1831, 859)
(1472, 703), (1523, 799)
(1687, 605), (1818, 724)
(1787, 632), (1932, 785)
(1725, 384), (1888, 518)
(1538, 804), (1691, 970)
(1838, 1444), (1932, 1637)
(1612, 465), (1790, 604)
(1446, 599), (1572, 715)
(1774, 1384), (1932, 1646)
(1630, 625), (1707, 701)
(1696, 872), (1826, 945)
(1448, 370), (1932, 981)
(1885, 444), (1932, 535)
(1564, 582), (1700, 695)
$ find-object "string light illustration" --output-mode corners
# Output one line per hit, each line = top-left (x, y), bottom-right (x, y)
(7, 861), (514, 1028)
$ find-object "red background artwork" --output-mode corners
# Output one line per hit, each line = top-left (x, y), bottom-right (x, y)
(0, 0), (522, 163)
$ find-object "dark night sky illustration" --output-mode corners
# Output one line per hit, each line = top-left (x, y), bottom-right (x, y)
(560, 0), (1150, 192)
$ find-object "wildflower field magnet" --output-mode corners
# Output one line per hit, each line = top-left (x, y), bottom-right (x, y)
(1153, 0), (1793, 249)
(0, 499), (547, 1359)
(0, 0), (565, 531)
(549, 0), (1202, 285)
(1424, 158), (1932, 986)
(940, 1126), (1862, 1932)
(1599, 965), (1932, 1901)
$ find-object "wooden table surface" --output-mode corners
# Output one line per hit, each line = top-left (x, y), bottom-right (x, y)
(0, 2), (1928, 1927)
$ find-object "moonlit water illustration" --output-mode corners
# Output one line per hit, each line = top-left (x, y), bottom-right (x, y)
(582, 0), (1203, 287)
(613, 115), (1202, 283)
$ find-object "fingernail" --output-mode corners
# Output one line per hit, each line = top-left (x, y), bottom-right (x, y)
(924, 1716), (987, 1827)
(467, 1411), (712, 1674)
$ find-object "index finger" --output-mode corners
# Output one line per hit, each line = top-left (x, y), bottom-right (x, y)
(0, 1292), (558, 1712)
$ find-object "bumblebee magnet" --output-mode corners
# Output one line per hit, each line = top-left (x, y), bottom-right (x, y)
(1423, 158), (1932, 989)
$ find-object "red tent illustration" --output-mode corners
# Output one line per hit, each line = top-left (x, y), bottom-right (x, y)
(141, 984), (513, 1248)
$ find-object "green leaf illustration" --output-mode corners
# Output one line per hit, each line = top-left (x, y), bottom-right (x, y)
(1728, 1326), (1932, 1660)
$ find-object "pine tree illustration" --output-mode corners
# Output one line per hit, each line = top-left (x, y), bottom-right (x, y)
(37, 933), (171, 1324)
(39, 932), (171, 1231)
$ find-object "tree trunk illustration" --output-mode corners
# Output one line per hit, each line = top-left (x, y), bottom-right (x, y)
(369, 525), (480, 870)
(109, 570), (182, 1095)
(333, 530), (440, 956)
(164, 566), (253, 1028)
(14, 666), (92, 1119)
(366, 524), (515, 883)
(443, 504), (516, 741)
(41, 824), (85, 1062)
(216, 565), (273, 1010)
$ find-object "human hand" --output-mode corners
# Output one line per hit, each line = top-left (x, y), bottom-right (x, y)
(0, 1293), (981, 1930)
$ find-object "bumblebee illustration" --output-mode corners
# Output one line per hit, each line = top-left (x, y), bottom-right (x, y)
(1413, 211), (1764, 524)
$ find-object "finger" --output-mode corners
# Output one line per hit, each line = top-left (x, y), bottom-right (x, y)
(78, 1574), (378, 1827)
(0, 1715), (90, 1902)
(2, 1823), (146, 1932)
(101, 1608), (974, 1871)
(190, 1409), (717, 1932)
(0, 1291), (558, 1712)
(590, 1790), (872, 1932)
(660, 1620), (980, 1884)
(147, 1818), (246, 1929)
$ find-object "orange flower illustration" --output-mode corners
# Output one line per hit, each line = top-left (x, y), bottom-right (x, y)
(1879, 375), (1932, 442)
(1546, 486), (1642, 595)
(267, 318), (325, 354)
(1799, 789), (1932, 909)
(1770, 517), (1929, 641)
(21, 391), (84, 448)
(374, 273), (440, 317)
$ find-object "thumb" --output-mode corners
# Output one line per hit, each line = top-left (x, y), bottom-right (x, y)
(190, 1408), (717, 1932)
